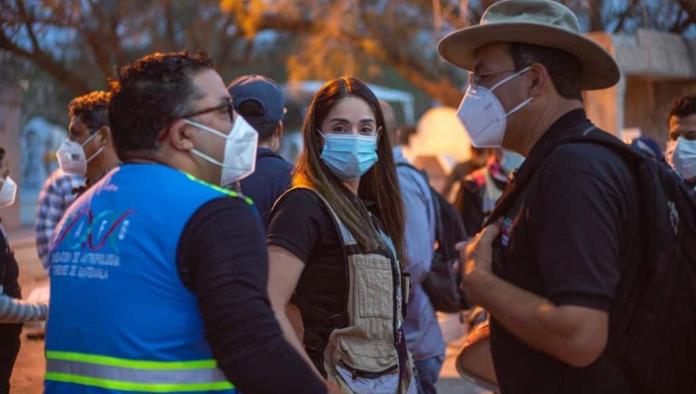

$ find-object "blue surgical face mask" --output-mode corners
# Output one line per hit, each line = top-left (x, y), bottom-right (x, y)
(500, 149), (525, 175)
(319, 132), (379, 180)
(673, 137), (696, 180)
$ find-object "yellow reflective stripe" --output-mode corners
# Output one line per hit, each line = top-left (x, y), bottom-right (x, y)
(182, 172), (254, 206)
(45, 372), (234, 392)
(46, 351), (217, 370)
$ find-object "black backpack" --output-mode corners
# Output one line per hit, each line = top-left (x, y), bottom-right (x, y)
(397, 163), (469, 312)
(489, 126), (696, 394)
(576, 133), (696, 394)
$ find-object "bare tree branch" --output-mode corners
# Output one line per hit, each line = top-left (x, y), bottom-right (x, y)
(164, 0), (177, 50)
(671, 8), (686, 32)
(215, 13), (240, 67)
(613, 1), (636, 33)
(16, 0), (40, 52)
(0, 27), (90, 94)
(249, 2), (463, 106)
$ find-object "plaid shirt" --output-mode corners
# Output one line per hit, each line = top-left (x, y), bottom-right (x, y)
(35, 169), (84, 270)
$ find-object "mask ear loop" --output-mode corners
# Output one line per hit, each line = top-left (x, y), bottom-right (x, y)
(183, 119), (229, 139)
(489, 66), (535, 118)
(490, 66), (532, 92)
(81, 129), (101, 147)
(84, 129), (106, 163)
(86, 146), (105, 163)
(505, 97), (535, 118)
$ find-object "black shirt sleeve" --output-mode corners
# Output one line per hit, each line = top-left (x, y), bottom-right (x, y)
(0, 225), (21, 299)
(266, 189), (333, 263)
(531, 144), (634, 312)
(177, 197), (326, 394)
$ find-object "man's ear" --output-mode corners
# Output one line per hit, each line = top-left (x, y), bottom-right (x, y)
(98, 126), (113, 145)
(166, 119), (196, 151)
(528, 63), (548, 98)
(275, 122), (284, 139)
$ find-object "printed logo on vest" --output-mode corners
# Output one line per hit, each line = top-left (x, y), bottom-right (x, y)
(50, 208), (134, 281)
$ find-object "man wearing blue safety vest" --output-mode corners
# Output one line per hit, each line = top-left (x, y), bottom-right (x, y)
(44, 52), (327, 394)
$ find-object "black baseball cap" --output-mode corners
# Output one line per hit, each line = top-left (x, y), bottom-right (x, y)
(228, 75), (285, 138)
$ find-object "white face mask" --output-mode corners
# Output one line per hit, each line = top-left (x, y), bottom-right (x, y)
(457, 67), (534, 148)
(56, 132), (104, 176)
(185, 114), (259, 186)
(0, 176), (17, 208)
(672, 137), (696, 180)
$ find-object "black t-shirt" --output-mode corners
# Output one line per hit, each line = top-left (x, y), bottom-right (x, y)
(239, 148), (293, 230)
(266, 188), (348, 372)
(0, 223), (22, 390)
(176, 197), (326, 394)
(489, 110), (639, 394)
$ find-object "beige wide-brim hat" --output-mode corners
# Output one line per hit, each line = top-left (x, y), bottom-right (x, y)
(438, 0), (620, 90)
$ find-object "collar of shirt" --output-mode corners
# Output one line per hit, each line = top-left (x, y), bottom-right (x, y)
(526, 109), (588, 160)
(257, 147), (277, 157)
(514, 109), (589, 181)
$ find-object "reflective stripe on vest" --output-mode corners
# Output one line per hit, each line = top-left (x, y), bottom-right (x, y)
(45, 351), (234, 392)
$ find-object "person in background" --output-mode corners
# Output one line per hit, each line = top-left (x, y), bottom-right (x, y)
(665, 95), (696, 191)
(228, 75), (293, 229)
(38, 91), (120, 271)
(453, 149), (523, 237)
(441, 146), (490, 200)
(56, 91), (121, 196)
(382, 101), (445, 394)
(267, 77), (416, 393)
(629, 136), (665, 162)
(44, 51), (327, 394)
(0, 147), (48, 394)
(35, 169), (83, 270)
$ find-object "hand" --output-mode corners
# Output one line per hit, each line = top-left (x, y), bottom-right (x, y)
(457, 224), (500, 304)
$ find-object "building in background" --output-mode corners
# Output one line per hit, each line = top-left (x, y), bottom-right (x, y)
(585, 29), (696, 146)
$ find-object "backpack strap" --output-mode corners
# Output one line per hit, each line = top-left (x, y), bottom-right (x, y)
(556, 127), (644, 163)
(272, 187), (358, 248)
(270, 187), (357, 332)
(485, 122), (599, 226)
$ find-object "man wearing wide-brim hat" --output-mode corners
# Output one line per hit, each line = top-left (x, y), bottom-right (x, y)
(442, 1), (638, 393)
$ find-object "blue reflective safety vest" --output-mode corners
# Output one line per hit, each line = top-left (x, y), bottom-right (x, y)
(45, 163), (253, 394)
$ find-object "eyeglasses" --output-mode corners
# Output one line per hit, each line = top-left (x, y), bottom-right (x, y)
(180, 97), (235, 123)
(157, 97), (235, 143)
